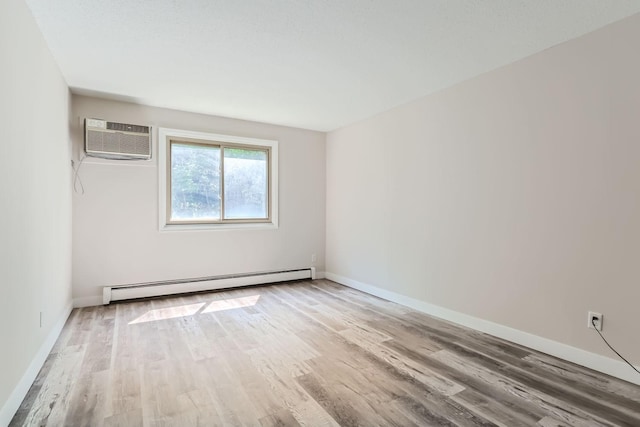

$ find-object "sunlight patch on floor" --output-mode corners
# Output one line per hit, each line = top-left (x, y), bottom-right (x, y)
(202, 294), (261, 313)
(129, 295), (261, 324)
(129, 302), (206, 324)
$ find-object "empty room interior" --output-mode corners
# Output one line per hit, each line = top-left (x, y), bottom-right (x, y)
(3, 0), (640, 426)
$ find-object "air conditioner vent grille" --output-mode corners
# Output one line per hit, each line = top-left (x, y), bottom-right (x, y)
(106, 122), (149, 133)
(86, 131), (150, 156)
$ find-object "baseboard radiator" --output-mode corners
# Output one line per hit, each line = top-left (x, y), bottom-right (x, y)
(103, 267), (316, 304)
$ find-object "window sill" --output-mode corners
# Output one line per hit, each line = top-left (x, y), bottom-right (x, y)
(160, 222), (278, 232)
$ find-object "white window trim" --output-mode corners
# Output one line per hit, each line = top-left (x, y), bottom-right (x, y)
(158, 127), (279, 231)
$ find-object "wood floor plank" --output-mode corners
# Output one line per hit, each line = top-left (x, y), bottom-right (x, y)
(11, 280), (640, 426)
(450, 388), (541, 427)
(258, 408), (302, 427)
(523, 353), (640, 403)
(434, 343), (640, 426)
(381, 339), (554, 422)
(16, 344), (87, 426)
(269, 293), (497, 426)
(451, 341), (640, 417)
(430, 349), (617, 426)
(104, 301), (144, 421)
(338, 327), (466, 396)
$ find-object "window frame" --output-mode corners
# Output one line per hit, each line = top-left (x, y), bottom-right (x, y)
(158, 128), (278, 231)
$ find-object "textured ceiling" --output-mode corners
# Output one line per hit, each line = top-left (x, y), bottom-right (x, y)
(25, 0), (640, 131)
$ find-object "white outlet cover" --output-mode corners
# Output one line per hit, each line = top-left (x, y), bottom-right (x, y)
(588, 311), (603, 331)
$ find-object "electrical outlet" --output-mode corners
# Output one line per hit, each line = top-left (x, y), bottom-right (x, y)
(588, 311), (603, 331)
(311, 254), (317, 264)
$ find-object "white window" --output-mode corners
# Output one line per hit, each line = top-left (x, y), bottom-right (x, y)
(159, 128), (278, 230)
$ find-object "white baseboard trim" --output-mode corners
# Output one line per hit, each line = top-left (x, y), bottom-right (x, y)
(0, 301), (73, 427)
(325, 272), (640, 386)
(73, 295), (103, 308)
(314, 270), (326, 280)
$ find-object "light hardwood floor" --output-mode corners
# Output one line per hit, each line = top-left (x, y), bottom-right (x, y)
(11, 280), (640, 426)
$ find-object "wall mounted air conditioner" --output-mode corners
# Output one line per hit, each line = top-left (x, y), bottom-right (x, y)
(85, 118), (152, 160)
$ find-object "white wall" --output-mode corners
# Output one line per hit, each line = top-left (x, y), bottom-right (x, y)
(72, 96), (326, 306)
(327, 14), (640, 377)
(0, 0), (72, 423)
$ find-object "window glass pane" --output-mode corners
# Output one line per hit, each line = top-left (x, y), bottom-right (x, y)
(171, 143), (220, 221)
(224, 148), (268, 219)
